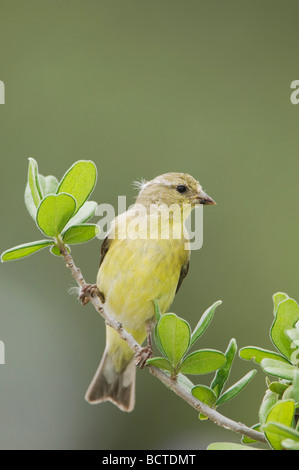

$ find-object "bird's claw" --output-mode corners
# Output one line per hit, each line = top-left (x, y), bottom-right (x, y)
(135, 345), (153, 369)
(79, 284), (105, 305)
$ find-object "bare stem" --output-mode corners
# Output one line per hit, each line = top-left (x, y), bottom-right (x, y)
(59, 245), (266, 444)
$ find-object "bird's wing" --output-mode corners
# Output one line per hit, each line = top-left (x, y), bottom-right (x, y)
(176, 259), (190, 294)
(98, 210), (135, 268)
(99, 235), (111, 268)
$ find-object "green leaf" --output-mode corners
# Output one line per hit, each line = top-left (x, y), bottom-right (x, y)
(259, 390), (278, 424)
(282, 385), (298, 404)
(27, 157), (43, 207)
(273, 292), (289, 315)
(153, 299), (162, 323)
(282, 438), (299, 450)
(57, 160), (97, 213)
(180, 349), (226, 375)
(24, 183), (38, 220)
(63, 201), (97, 230)
(215, 370), (256, 406)
(152, 300), (164, 355)
(260, 358), (297, 381)
(211, 338), (237, 398)
(190, 300), (222, 346)
(207, 442), (260, 451)
(263, 399), (295, 450)
(293, 369), (299, 405)
(36, 193), (76, 237)
(285, 327), (299, 343)
(157, 313), (191, 367)
(50, 244), (71, 257)
(263, 422), (299, 446)
(1, 240), (53, 262)
(146, 357), (173, 373)
(239, 346), (290, 365)
(290, 348), (299, 367)
(241, 424), (261, 444)
(39, 174), (59, 195)
(268, 381), (289, 396)
(191, 385), (217, 407)
(270, 298), (299, 360)
(25, 173), (59, 221)
(176, 373), (194, 393)
(198, 413), (209, 421)
(62, 224), (99, 244)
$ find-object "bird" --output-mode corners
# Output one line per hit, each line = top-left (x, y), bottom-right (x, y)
(85, 172), (216, 411)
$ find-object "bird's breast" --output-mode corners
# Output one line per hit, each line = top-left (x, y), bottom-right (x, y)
(97, 235), (189, 331)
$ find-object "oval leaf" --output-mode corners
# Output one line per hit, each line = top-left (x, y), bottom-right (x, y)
(260, 358), (297, 381)
(211, 338), (237, 398)
(57, 160), (97, 212)
(63, 201), (98, 230)
(192, 385), (217, 406)
(36, 193), (76, 237)
(263, 421), (299, 443)
(270, 298), (299, 360)
(1, 240), (53, 262)
(180, 349), (226, 375)
(24, 182), (38, 219)
(259, 390), (278, 425)
(28, 158), (43, 207)
(268, 381), (289, 396)
(190, 300), (222, 346)
(176, 373), (194, 393)
(273, 292), (289, 315)
(25, 173), (59, 221)
(263, 400), (295, 450)
(216, 370), (256, 406)
(62, 224), (99, 244)
(146, 357), (173, 373)
(293, 369), (299, 405)
(282, 385), (297, 403)
(39, 174), (59, 196)
(239, 346), (290, 365)
(157, 313), (191, 367)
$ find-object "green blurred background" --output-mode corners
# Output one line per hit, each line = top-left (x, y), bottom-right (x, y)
(1, 0), (299, 450)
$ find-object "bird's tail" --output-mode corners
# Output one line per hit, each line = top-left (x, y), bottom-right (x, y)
(85, 349), (136, 412)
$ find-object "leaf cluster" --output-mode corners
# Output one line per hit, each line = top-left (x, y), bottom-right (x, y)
(1, 159), (99, 262)
(211, 292), (299, 450)
(148, 300), (256, 419)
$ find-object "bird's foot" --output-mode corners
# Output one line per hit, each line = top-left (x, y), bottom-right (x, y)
(135, 344), (153, 369)
(79, 284), (105, 306)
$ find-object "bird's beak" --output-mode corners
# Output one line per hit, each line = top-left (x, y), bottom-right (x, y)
(195, 190), (216, 205)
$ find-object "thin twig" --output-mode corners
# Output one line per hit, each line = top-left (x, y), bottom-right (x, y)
(59, 244), (266, 444)
(149, 367), (265, 442)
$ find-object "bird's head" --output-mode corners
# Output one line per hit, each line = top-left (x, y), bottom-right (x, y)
(135, 172), (216, 208)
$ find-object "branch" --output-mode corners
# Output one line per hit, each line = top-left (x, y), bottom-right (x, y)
(59, 245), (266, 444)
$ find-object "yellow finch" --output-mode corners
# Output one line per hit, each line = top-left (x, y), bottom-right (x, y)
(85, 173), (216, 411)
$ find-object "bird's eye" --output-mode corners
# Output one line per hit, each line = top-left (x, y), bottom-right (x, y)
(176, 185), (187, 194)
